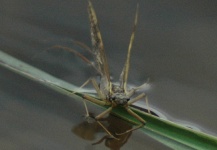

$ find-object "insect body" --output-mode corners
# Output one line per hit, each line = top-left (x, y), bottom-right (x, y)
(75, 0), (150, 139)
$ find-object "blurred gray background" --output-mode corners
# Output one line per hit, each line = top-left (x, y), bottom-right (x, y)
(1, 0), (217, 149)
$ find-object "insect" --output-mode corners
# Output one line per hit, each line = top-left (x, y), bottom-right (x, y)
(72, 0), (150, 139)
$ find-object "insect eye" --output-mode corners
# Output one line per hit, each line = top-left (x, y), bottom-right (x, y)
(126, 98), (130, 101)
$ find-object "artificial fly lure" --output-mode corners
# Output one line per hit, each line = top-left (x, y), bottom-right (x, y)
(70, 0), (150, 139)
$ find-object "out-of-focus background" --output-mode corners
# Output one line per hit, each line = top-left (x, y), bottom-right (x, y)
(1, 0), (217, 149)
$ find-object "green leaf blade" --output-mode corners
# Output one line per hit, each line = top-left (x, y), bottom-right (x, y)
(1, 50), (217, 149)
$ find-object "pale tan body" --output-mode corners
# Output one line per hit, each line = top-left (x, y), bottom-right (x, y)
(74, 1), (150, 139)
(48, 1), (150, 139)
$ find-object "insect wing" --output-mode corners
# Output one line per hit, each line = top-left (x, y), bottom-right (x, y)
(120, 4), (139, 92)
(87, 0), (111, 90)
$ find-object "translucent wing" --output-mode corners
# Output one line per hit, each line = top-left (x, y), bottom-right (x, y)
(87, 0), (111, 91)
(120, 4), (139, 92)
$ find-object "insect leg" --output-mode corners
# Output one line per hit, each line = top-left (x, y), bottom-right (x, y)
(82, 94), (110, 126)
(127, 93), (145, 106)
(82, 94), (110, 106)
(116, 106), (146, 135)
(72, 78), (91, 94)
(145, 95), (150, 114)
(94, 106), (119, 139)
(127, 78), (150, 97)
(127, 93), (151, 114)
(80, 96), (117, 139)
(90, 78), (106, 100)
(71, 78), (92, 117)
(82, 93), (106, 114)
(73, 78), (108, 118)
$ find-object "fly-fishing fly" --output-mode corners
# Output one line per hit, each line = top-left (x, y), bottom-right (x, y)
(60, 0), (150, 139)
